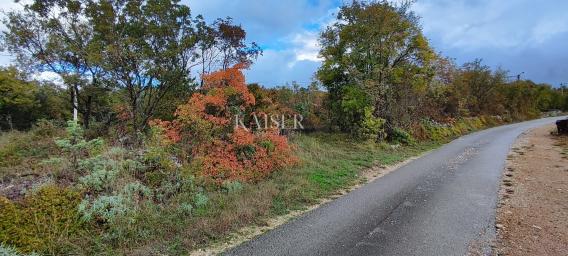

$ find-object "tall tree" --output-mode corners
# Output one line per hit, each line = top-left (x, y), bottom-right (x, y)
(317, 0), (434, 137)
(2, 0), (104, 128)
(456, 59), (507, 115)
(86, 0), (200, 140)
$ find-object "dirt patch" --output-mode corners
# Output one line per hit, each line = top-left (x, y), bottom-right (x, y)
(190, 153), (427, 255)
(495, 125), (568, 255)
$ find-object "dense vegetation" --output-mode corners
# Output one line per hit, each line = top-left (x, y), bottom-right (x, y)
(0, 0), (567, 255)
(317, 1), (567, 139)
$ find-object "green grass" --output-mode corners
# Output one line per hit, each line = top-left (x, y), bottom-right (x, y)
(273, 133), (440, 207)
(0, 128), (63, 179)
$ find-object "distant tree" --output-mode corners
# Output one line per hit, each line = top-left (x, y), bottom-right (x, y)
(1, 0), (104, 128)
(34, 82), (71, 122)
(318, 0), (434, 138)
(0, 67), (37, 130)
(551, 85), (568, 111)
(195, 16), (262, 85)
(0, 67), (69, 130)
(456, 59), (507, 115)
(425, 55), (460, 118)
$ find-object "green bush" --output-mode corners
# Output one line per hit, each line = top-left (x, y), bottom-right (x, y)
(54, 120), (104, 170)
(193, 192), (209, 209)
(78, 195), (128, 223)
(0, 243), (39, 256)
(414, 116), (504, 142)
(419, 119), (452, 141)
(355, 107), (386, 140)
(78, 182), (153, 224)
(388, 127), (415, 145)
(222, 180), (244, 194)
(78, 156), (121, 192)
(155, 174), (196, 202)
(0, 186), (84, 255)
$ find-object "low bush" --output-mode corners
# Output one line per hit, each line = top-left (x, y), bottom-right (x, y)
(388, 127), (415, 145)
(0, 243), (39, 256)
(355, 107), (386, 140)
(411, 116), (505, 142)
(0, 186), (84, 255)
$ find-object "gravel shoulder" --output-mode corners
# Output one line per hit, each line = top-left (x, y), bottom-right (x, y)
(496, 124), (568, 255)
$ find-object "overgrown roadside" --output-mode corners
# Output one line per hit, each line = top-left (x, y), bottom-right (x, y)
(495, 124), (568, 255)
(190, 138), (435, 255)
(0, 116), (499, 255)
(189, 118), (505, 255)
(0, 117), (502, 255)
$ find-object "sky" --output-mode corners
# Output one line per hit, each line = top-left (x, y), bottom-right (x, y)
(1, 0), (567, 87)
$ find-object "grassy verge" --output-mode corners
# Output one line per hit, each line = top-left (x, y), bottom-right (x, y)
(147, 134), (442, 254)
(77, 133), (442, 255)
(270, 133), (440, 212)
(172, 117), (503, 253)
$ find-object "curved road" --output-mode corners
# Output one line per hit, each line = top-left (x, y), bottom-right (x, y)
(225, 117), (563, 256)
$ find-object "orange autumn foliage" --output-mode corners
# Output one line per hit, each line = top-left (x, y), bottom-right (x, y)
(150, 64), (297, 183)
(232, 127), (255, 146)
(148, 119), (181, 145)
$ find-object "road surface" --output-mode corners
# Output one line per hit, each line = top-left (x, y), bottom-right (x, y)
(225, 117), (564, 256)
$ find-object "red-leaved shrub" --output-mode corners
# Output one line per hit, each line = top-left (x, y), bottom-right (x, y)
(150, 64), (297, 183)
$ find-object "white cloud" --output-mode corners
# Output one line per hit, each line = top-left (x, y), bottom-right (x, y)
(530, 16), (568, 44)
(32, 71), (64, 86)
(0, 0), (30, 67)
(412, 0), (568, 85)
(413, 0), (568, 51)
(244, 48), (320, 87)
(290, 31), (321, 65)
(287, 7), (338, 65)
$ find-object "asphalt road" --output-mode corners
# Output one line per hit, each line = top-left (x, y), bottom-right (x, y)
(224, 117), (564, 256)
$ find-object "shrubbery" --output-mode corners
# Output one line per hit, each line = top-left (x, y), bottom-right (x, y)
(0, 186), (83, 255)
(411, 116), (503, 141)
(356, 107), (386, 140)
(151, 64), (298, 184)
(0, 117), (213, 254)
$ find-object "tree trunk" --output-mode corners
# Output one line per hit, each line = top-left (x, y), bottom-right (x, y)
(130, 93), (142, 147)
(83, 95), (92, 129)
(6, 115), (13, 131)
(72, 85), (79, 122)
